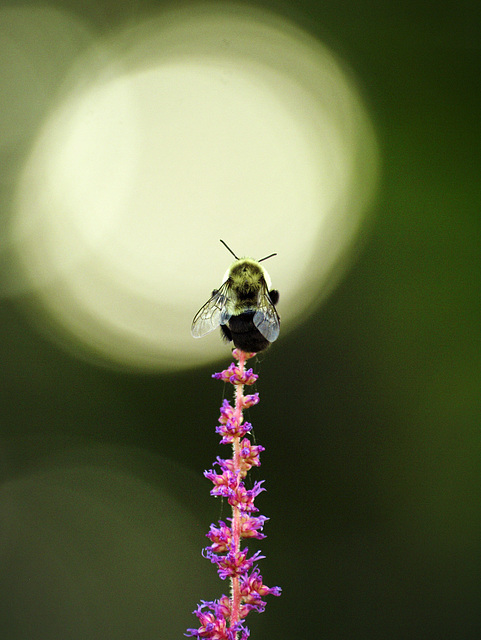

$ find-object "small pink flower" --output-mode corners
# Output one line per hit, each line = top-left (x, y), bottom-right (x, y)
(207, 547), (265, 581)
(212, 363), (258, 386)
(186, 601), (248, 640)
(241, 393), (260, 409)
(215, 420), (252, 444)
(240, 567), (282, 606)
(218, 399), (236, 424)
(212, 362), (238, 383)
(227, 480), (265, 512)
(231, 348), (256, 360)
(204, 468), (239, 500)
(238, 514), (268, 540)
(206, 522), (232, 554)
(239, 439), (265, 474)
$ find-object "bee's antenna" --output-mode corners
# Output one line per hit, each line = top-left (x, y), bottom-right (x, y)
(258, 252), (277, 263)
(220, 239), (239, 260)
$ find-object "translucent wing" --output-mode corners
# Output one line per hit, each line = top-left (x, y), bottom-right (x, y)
(253, 287), (280, 343)
(191, 281), (232, 338)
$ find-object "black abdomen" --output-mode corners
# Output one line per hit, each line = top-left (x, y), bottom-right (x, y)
(221, 311), (270, 352)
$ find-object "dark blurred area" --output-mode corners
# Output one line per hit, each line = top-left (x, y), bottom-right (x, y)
(1, 0), (480, 639)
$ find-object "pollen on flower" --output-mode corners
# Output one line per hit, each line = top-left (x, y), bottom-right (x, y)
(186, 350), (280, 640)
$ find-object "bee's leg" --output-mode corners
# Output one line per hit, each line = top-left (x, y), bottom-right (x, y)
(268, 289), (280, 305)
(220, 324), (233, 343)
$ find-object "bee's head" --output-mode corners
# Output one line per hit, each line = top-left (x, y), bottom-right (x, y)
(224, 259), (271, 291)
(219, 242), (276, 291)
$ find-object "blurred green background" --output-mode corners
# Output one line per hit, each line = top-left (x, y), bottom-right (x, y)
(1, 0), (479, 638)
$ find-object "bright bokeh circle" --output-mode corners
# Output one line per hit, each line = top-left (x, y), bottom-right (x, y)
(12, 2), (378, 370)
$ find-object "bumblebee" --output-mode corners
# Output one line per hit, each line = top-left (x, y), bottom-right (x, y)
(191, 240), (280, 352)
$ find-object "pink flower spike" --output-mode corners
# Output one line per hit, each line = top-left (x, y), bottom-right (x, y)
(187, 349), (280, 638)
